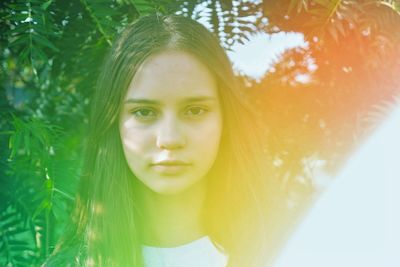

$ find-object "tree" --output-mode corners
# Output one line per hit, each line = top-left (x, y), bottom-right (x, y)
(1, 0), (399, 265)
(254, 0), (400, 176)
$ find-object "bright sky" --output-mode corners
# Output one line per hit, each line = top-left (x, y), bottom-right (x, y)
(227, 31), (306, 80)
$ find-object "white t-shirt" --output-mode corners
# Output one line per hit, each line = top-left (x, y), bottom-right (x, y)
(142, 236), (228, 267)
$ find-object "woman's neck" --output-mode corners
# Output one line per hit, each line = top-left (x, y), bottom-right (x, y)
(137, 180), (207, 247)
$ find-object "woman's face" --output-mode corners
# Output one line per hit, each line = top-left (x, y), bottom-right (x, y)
(119, 50), (223, 195)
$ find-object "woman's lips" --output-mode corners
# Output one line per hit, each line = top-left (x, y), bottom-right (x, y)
(151, 160), (191, 175)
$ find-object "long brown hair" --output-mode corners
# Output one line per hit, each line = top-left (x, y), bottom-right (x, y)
(46, 13), (278, 267)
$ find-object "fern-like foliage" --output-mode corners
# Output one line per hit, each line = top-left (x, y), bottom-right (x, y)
(5, 0), (59, 73)
(180, 0), (263, 49)
(1, 0), (399, 265)
(0, 116), (81, 265)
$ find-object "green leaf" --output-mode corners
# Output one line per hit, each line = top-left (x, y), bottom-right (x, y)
(19, 46), (31, 63)
(31, 46), (48, 62)
(8, 35), (29, 48)
(24, 130), (31, 156)
(131, 0), (156, 15)
(41, 0), (53, 10)
(9, 24), (31, 36)
(32, 34), (59, 52)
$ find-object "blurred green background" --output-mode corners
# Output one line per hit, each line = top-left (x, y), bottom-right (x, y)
(1, 0), (399, 266)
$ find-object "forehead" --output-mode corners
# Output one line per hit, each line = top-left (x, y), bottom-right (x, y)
(125, 50), (219, 101)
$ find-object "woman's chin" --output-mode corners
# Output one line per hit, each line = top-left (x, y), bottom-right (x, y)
(143, 176), (205, 196)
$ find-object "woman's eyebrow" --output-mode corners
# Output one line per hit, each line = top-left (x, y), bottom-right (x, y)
(124, 96), (217, 105)
(180, 96), (217, 103)
(124, 99), (160, 105)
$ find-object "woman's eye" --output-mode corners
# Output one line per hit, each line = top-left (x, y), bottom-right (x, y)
(131, 108), (157, 121)
(185, 107), (207, 117)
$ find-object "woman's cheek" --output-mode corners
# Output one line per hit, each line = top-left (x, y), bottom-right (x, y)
(123, 127), (151, 156)
(198, 116), (222, 142)
(191, 118), (222, 157)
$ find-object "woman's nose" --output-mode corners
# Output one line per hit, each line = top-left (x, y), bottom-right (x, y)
(156, 115), (186, 150)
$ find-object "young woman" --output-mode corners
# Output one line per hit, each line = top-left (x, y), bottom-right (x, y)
(47, 14), (283, 267)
